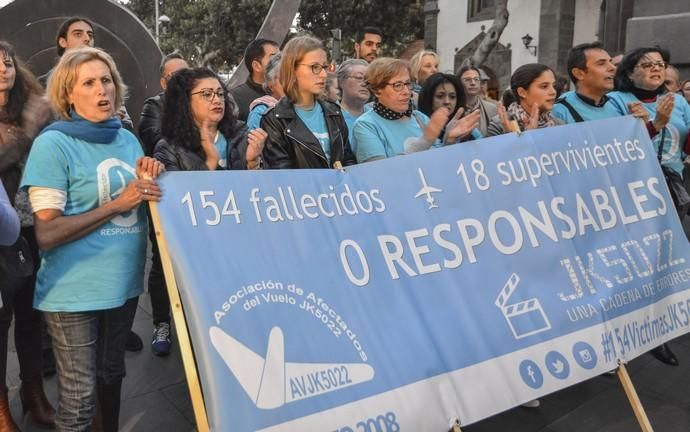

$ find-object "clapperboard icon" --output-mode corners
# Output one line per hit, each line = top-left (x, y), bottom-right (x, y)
(495, 273), (552, 339)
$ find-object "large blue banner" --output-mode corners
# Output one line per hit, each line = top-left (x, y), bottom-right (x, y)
(156, 117), (690, 431)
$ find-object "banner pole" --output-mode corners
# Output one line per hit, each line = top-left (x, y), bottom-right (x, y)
(148, 200), (210, 432)
(449, 419), (463, 431)
(617, 363), (654, 432)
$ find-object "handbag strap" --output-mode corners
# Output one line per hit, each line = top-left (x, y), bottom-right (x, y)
(657, 127), (666, 162)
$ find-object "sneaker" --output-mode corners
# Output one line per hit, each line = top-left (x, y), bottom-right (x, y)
(151, 322), (172, 356)
(125, 330), (143, 352)
(521, 399), (540, 408)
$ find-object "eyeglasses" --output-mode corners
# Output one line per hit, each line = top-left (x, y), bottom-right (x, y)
(347, 75), (366, 82)
(385, 81), (414, 92)
(462, 77), (480, 83)
(636, 61), (667, 70)
(298, 63), (330, 75)
(191, 89), (224, 102)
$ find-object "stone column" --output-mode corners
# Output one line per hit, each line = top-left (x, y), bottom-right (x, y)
(538, 0), (576, 76)
(424, 0), (440, 50)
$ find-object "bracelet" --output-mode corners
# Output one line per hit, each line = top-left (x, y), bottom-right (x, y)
(248, 156), (264, 170)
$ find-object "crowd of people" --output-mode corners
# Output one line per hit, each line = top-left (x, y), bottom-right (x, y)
(0, 16), (689, 431)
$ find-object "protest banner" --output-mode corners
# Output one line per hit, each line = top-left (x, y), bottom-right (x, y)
(153, 116), (690, 431)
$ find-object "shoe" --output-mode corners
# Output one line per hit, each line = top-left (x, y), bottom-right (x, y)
(521, 399), (540, 408)
(650, 343), (679, 366)
(151, 322), (172, 356)
(20, 379), (56, 428)
(125, 330), (143, 352)
(0, 391), (20, 432)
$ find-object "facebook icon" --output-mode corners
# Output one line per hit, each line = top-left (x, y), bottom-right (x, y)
(519, 360), (544, 389)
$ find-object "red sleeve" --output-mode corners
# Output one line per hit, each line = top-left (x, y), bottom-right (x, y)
(645, 121), (659, 139)
(685, 133), (690, 155)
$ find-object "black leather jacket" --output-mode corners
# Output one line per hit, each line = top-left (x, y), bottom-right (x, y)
(153, 123), (250, 171)
(260, 98), (356, 169)
(138, 93), (164, 156)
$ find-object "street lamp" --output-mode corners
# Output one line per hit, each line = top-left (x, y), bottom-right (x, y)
(154, 1), (170, 44)
(521, 33), (537, 56)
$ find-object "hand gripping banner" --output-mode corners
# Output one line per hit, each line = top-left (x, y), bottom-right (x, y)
(155, 117), (690, 431)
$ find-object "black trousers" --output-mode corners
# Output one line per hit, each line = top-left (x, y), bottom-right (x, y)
(0, 227), (43, 392)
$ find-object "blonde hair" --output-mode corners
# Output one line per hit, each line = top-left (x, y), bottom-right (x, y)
(409, 50), (439, 82)
(279, 36), (325, 103)
(365, 57), (410, 95)
(47, 47), (127, 119)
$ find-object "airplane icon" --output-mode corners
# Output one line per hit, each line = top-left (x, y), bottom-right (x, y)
(414, 168), (442, 209)
(209, 326), (375, 410)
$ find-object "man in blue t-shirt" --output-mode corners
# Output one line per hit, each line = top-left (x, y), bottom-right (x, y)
(552, 42), (621, 123)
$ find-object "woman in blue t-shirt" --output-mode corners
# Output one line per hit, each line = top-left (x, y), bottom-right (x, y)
(154, 67), (267, 171)
(608, 47), (690, 368)
(21, 47), (164, 431)
(608, 47), (690, 178)
(354, 58), (479, 163)
(261, 36), (356, 169)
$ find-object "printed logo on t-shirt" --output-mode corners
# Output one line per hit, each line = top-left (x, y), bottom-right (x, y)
(312, 132), (329, 147)
(97, 158), (138, 227)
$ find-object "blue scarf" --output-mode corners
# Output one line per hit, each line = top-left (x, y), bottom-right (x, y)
(41, 111), (122, 144)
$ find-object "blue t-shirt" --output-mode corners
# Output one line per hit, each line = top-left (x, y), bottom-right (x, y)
(21, 129), (147, 312)
(215, 132), (228, 168)
(353, 109), (439, 162)
(552, 91), (622, 123)
(247, 103), (269, 131)
(340, 104), (373, 157)
(608, 92), (690, 176)
(295, 103), (331, 162)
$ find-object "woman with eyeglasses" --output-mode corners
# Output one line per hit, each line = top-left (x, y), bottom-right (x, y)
(609, 48), (690, 368)
(336, 59), (370, 155)
(609, 48), (690, 180)
(155, 67), (267, 171)
(458, 66), (498, 137)
(261, 36), (355, 169)
(354, 58), (479, 163)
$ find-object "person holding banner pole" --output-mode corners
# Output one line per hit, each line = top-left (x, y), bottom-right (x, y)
(261, 36), (356, 169)
(20, 47), (165, 432)
(488, 63), (564, 136)
(608, 47), (690, 367)
(353, 58), (479, 163)
(154, 67), (267, 172)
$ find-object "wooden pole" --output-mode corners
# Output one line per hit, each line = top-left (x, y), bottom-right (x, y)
(148, 200), (210, 432)
(617, 363), (654, 432)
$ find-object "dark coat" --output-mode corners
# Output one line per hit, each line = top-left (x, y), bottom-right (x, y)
(229, 79), (267, 122)
(138, 93), (164, 156)
(260, 98), (356, 169)
(153, 123), (250, 171)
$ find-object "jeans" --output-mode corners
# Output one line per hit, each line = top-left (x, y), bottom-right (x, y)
(45, 296), (138, 432)
(147, 207), (170, 325)
(0, 227), (43, 392)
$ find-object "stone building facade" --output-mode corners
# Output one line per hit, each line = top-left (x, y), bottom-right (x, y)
(424, 0), (689, 95)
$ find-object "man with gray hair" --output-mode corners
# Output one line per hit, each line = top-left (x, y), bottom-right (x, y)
(336, 59), (369, 155)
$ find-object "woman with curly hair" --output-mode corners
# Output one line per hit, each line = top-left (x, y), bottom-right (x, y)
(155, 67), (267, 171)
(0, 40), (53, 430)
